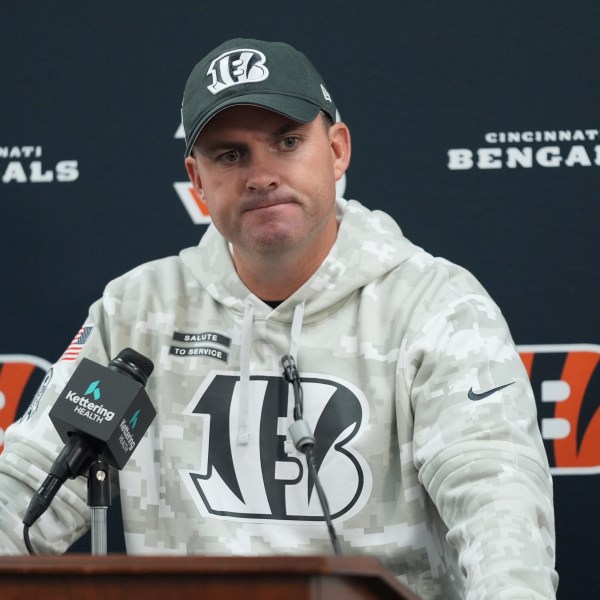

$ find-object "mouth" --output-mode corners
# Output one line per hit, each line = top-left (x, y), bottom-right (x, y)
(241, 194), (297, 213)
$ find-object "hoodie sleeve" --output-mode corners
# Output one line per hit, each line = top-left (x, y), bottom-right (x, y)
(0, 299), (111, 555)
(406, 289), (558, 599)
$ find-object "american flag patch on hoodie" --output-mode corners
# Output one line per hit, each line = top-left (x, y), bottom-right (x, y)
(60, 325), (94, 361)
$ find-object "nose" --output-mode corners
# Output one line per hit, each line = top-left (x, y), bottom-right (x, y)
(245, 149), (280, 192)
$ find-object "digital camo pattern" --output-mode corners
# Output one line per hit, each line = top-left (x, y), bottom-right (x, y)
(0, 199), (557, 599)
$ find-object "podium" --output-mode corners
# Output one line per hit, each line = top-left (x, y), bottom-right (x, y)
(0, 554), (421, 600)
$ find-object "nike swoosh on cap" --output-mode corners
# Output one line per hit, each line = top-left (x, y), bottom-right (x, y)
(468, 382), (515, 401)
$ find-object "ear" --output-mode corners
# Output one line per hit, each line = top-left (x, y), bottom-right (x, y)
(184, 156), (203, 196)
(329, 122), (351, 182)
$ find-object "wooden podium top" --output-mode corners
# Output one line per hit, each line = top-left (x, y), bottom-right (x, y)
(0, 554), (421, 600)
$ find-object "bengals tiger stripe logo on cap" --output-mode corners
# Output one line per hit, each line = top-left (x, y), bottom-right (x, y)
(207, 49), (269, 95)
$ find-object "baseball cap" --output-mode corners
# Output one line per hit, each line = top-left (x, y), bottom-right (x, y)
(181, 38), (337, 157)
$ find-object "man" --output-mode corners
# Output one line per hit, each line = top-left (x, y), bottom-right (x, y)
(0, 39), (557, 599)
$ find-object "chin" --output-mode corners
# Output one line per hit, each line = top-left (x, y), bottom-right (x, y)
(247, 227), (298, 253)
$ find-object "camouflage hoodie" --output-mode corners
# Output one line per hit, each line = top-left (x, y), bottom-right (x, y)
(0, 199), (557, 599)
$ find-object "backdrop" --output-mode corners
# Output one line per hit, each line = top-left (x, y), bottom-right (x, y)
(1, 2), (598, 597)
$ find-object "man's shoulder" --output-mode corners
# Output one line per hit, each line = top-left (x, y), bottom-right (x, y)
(390, 246), (483, 286)
(103, 252), (194, 298)
(340, 199), (490, 303)
(380, 248), (493, 319)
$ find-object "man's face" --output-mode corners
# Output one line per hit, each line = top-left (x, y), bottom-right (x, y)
(184, 105), (350, 262)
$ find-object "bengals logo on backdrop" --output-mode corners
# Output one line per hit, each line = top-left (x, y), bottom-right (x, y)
(0, 355), (51, 452)
(173, 180), (211, 225)
(518, 344), (600, 475)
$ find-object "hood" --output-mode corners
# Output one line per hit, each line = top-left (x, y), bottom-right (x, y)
(180, 199), (418, 323)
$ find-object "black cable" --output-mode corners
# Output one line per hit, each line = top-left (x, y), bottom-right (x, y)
(23, 524), (36, 555)
(305, 448), (342, 555)
(281, 355), (342, 556)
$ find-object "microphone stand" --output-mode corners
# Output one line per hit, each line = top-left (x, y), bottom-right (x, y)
(87, 460), (111, 556)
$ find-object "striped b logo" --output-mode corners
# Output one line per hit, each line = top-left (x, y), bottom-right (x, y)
(207, 49), (269, 95)
(0, 355), (51, 452)
(518, 344), (600, 475)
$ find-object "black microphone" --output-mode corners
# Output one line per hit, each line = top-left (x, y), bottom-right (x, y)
(23, 348), (156, 531)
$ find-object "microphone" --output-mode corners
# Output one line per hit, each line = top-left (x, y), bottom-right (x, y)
(281, 355), (342, 556)
(23, 349), (156, 532)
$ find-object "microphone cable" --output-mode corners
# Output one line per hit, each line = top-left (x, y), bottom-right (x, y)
(281, 355), (342, 556)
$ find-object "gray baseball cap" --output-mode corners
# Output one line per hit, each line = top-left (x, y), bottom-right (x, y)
(181, 38), (337, 156)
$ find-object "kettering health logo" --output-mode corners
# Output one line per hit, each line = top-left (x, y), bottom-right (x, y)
(85, 380), (101, 401)
(67, 379), (115, 423)
(1, 145), (79, 183)
(448, 127), (600, 170)
(129, 409), (141, 429)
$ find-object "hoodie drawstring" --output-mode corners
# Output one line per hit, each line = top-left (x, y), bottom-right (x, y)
(237, 302), (254, 446)
(289, 301), (305, 360)
(236, 300), (306, 447)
